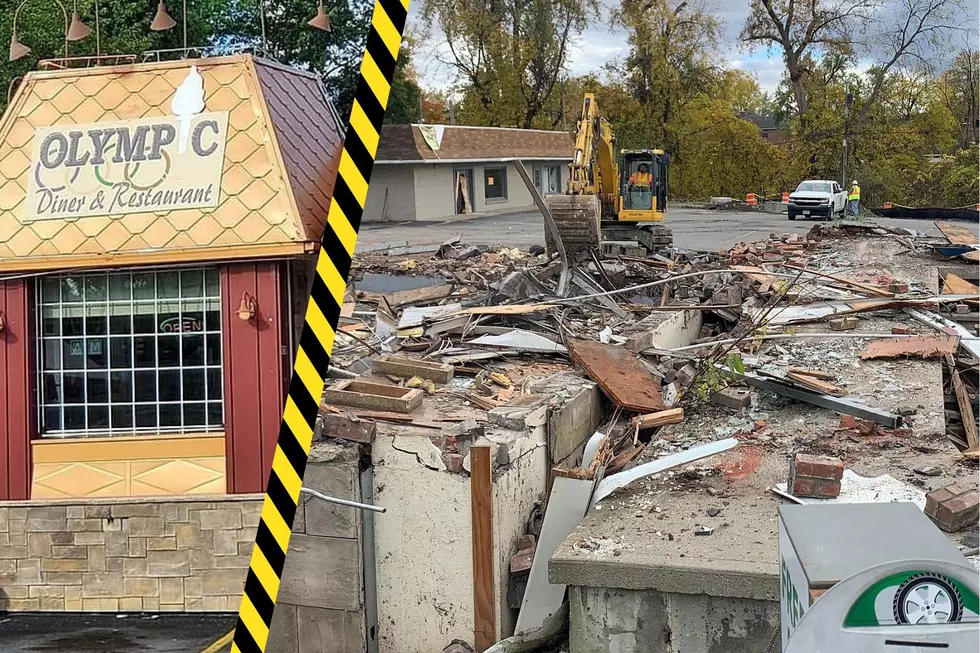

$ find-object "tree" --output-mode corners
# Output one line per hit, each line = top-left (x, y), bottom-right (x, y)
(850, 0), (966, 150)
(421, 0), (598, 128)
(617, 0), (722, 153)
(0, 0), (420, 121)
(741, 0), (875, 126)
(937, 47), (979, 145)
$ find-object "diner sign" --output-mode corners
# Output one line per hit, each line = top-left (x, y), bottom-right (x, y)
(25, 111), (229, 221)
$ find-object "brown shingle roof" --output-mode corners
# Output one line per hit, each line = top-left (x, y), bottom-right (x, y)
(376, 125), (573, 162)
(254, 59), (344, 243)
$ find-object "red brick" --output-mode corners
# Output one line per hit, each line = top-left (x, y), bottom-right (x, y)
(891, 325), (911, 335)
(792, 454), (844, 481)
(925, 484), (980, 532)
(443, 453), (464, 473)
(791, 476), (842, 499)
(888, 282), (909, 293)
(839, 415), (860, 429)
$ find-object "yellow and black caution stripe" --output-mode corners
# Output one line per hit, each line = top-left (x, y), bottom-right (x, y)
(231, 0), (408, 650)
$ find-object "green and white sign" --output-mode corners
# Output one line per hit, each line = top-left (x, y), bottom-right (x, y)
(844, 570), (980, 627)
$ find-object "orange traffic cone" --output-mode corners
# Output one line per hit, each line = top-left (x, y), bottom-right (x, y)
(746, 193), (757, 206)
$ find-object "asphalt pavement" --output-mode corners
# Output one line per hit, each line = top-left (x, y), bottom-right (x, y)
(0, 613), (234, 653)
(356, 206), (980, 252)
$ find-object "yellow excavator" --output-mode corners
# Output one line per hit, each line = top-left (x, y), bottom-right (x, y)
(544, 93), (672, 259)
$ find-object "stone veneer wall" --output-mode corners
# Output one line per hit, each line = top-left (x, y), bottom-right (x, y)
(0, 494), (262, 612)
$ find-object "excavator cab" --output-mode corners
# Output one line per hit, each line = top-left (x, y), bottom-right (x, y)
(619, 150), (668, 221)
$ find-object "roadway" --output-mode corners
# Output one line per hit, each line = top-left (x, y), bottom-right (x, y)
(356, 207), (980, 252)
(0, 613), (234, 653)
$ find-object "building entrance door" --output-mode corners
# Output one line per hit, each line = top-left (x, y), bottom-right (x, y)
(454, 168), (474, 214)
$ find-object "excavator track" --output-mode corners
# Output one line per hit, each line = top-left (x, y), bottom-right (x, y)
(543, 194), (601, 261)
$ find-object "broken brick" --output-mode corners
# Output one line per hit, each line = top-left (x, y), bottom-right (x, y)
(925, 483), (979, 532)
(888, 282), (909, 294)
(789, 453), (844, 498)
(793, 454), (844, 480)
(710, 388), (751, 410)
(891, 325), (911, 335)
(829, 316), (859, 331)
(444, 453), (464, 473)
(794, 477), (842, 498)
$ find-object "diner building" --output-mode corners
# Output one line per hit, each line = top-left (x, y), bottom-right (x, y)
(0, 54), (344, 501)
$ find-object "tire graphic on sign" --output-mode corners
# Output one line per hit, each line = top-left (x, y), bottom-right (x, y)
(893, 573), (963, 625)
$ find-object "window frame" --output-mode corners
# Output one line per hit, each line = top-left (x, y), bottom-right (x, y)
(483, 166), (508, 202)
(35, 267), (225, 439)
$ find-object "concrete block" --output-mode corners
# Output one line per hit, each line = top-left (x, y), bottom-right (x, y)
(710, 388), (750, 410)
(373, 355), (454, 384)
(623, 309), (704, 353)
(829, 316), (859, 331)
(322, 379), (424, 413)
(278, 534), (360, 610)
(296, 606), (364, 653)
(302, 463), (358, 539)
(925, 483), (979, 532)
(267, 602), (299, 653)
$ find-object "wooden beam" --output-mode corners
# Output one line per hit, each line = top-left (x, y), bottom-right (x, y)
(634, 408), (684, 431)
(470, 444), (495, 652)
(945, 354), (979, 453)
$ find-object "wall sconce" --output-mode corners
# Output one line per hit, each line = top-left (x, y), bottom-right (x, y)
(0, 310), (6, 333)
(237, 291), (256, 322)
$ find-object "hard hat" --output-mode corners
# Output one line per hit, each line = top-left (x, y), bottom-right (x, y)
(852, 180), (858, 184)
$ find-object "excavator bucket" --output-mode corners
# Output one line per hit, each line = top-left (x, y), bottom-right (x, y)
(543, 194), (601, 262)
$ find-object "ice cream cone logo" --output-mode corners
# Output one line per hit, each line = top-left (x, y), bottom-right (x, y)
(171, 66), (206, 155)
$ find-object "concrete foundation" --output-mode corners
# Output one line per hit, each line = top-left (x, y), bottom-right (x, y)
(569, 586), (778, 653)
(372, 414), (548, 653)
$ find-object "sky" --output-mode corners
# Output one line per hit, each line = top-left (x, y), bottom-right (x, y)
(407, 0), (978, 96)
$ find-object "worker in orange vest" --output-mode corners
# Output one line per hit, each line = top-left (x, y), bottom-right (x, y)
(629, 163), (652, 187)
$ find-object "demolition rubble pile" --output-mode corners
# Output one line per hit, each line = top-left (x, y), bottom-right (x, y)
(317, 222), (979, 651)
(322, 223), (978, 466)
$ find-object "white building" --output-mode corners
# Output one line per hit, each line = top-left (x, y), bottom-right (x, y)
(363, 124), (573, 222)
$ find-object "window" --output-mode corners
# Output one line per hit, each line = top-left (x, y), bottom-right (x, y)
(37, 268), (223, 436)
(484, 167), (507, 201)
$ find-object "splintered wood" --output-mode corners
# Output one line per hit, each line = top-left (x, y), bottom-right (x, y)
(634, 408), (685, 430)
(568, 339), (666, 413)
(945, 354), (979, 454)
(859, 335), (960, 360)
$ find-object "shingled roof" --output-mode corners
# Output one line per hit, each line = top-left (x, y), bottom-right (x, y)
(376, 124), (573, 163)
(254, 59), (344, 241)
(0, 54), (343, 272)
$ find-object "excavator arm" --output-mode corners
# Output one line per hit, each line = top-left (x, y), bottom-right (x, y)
(543, 91), (673, 260)
(568, 93), (618, 202)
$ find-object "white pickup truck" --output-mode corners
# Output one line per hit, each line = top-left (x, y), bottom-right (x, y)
(787, 180), (847, 220)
